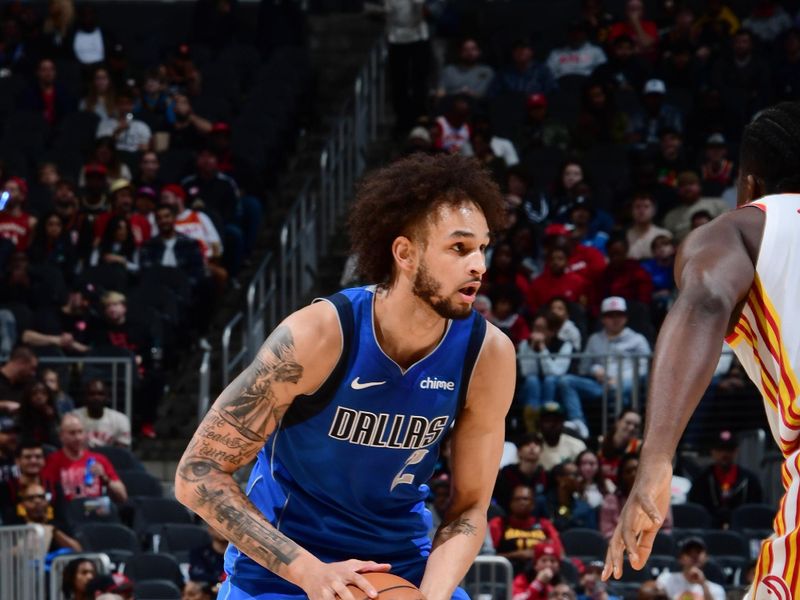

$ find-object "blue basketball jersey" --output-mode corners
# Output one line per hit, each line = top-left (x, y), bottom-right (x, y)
(223, 286), (486, 590)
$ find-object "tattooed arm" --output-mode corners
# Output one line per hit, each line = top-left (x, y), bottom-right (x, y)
(175, 303), (389, 600)
(420, 324), (516, 600)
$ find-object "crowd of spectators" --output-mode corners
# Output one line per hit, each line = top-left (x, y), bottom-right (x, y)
(0, 0), (310, 444)
(394, 0), (790, 597)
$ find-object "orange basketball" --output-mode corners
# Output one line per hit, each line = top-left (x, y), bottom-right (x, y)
(343, 572), (426, 600)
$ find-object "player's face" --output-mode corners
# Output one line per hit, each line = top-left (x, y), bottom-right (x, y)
(413, 202), (489, 320)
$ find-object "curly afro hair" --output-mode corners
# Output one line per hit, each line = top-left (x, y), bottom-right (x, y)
(347, 153), (505, 287)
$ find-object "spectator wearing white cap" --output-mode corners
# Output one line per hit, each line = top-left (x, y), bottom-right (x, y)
(557, 297), (650, 421)
(699, 133), (736, 197)
(629, 79), (684, 147)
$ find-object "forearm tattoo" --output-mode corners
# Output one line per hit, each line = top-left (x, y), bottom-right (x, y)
(176, 325), (305, 571)
(438, 516), (478, 541)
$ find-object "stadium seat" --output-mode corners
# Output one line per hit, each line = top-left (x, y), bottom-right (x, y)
(644, 555), (679, 578)
(157, 523), (212, 563)
(132, 497), (193, 536)
(652, 531), (676, 556)
(132, 579), (181, 600)
(560, 528), (607, 558)
(731, 503), (775, 532)
(94, 446), (146, 473)
(671, 502), (712, 529)
(118, 469), (164, 498)
(559, 559), (579, 585)
(66, 497), (121, 526)
(618, 563), (651, 583)
(79, 263), (131, 294)
(123, 553), (183, 588)
(712, 555), (750, 586)
(76, 523), (140, 562)
(703, 558), (727, 586)
(701, 529), (750, 559)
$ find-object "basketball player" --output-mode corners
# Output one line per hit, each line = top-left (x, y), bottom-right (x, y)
(601, 102), (800, 598)
(175, 154), (516, 600)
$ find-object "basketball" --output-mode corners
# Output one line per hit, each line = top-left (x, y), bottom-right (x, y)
(343, 573), (426, 600)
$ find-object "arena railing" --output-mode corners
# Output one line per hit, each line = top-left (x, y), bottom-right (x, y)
(462, 555), (513, 600)
(0, 524), (47, 600)
(49, 552), (112, 600)
(216, 39), (387, 396)
(516, 350), (742, 436)
(39, 355), (134, 422)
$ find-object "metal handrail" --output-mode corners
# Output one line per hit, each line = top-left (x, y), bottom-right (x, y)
(0, 524), (46, 600)
(38, 355), (134, 422)
(198, 350), (211, 420)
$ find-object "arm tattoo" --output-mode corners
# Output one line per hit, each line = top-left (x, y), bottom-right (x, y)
(175, 326), (306, 573)
(195, 481), (301, 570)
(438, 516), (478, 541)
(217, 326), (303, 441)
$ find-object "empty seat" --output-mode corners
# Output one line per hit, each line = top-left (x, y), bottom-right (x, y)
(731, 503), (775, 532)
(76, 523), (140, 562)
(157, 523), (212, 563)
(652, 532), (676, 556)
(644, 555), (679, 578)
(119, 469), (163, 498)
(671, 503), (712, 529)
(712, 555), (750, 586)
(702, 529), (750, 559)
(66, 497), (121, 526)
(94, 446), (146, 473)
(132, 579), (181, 600)
(123, 552), (183, 588)
(560, 528), (607, 558)
(132, 497), (193, 536)
(703, 558), (727, 586)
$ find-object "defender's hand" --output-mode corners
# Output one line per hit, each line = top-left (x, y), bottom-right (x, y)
(300, 559), (391, 600)
(602, 458), (671, 580)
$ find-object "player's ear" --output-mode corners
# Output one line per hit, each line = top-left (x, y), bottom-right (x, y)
(392, 235), (417, 274)
(738, 174), (762, 207)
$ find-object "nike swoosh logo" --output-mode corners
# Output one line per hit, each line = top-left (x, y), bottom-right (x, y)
(350, 377), (386, 390)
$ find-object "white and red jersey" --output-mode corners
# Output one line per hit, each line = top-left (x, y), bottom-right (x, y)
(0, 211), (33, 250)
(434, 116), (470, 154)
(725, 195), (800, 597)
(175, 209), (222, 260)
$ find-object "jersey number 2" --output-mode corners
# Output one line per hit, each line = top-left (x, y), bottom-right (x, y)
(391, 449), (428, 491)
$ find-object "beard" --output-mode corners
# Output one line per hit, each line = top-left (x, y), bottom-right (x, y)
(412, 260), (473, 320)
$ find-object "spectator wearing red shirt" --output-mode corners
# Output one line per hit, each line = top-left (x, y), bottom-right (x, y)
(42, 413), (127, 504)
(511, 541), (564, 600)
(490, 284), (530, 345)
(0, 177), (37, 251)
(92, 179), (153, 246)
(608, 0), (659, 62)
(598, 236), (653, 310)
(483, 241), (530, 300)
(527, 248), (588, 314)
(543, 224), (606, 286)
(490, 484), (563, 575)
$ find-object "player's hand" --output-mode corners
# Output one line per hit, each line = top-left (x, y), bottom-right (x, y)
(602, 457), (672, 580)
(300, 559), (391, 600)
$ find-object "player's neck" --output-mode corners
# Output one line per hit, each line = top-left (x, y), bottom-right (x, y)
(373, 287), (448, 370)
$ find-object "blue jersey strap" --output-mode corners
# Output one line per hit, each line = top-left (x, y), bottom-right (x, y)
(281, 293), (354, 428)
(457, 314), (487, 416)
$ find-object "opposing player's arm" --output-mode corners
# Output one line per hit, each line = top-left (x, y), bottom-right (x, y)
(603, 206), (763, 580)
(175, 302), (388, 600)
(420, 323), (516, 600)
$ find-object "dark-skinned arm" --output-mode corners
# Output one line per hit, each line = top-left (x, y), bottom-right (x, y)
(603, 206), (763, 580)
(175, 303), (389, 600)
